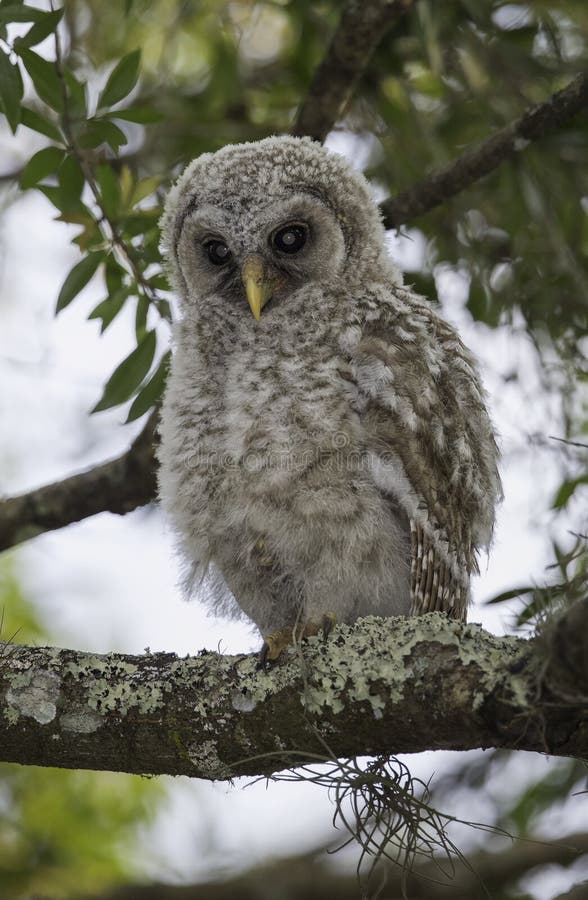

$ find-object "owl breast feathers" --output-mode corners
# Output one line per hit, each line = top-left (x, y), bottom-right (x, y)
(158, 135), (501, 646)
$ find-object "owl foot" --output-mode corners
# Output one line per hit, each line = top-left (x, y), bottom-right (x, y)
(258, 612), (337, 668)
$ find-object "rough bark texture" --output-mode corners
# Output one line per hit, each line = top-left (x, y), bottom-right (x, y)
(292, 0), (415, 142)
(0, 603), (586, 780)
(381, 71), (588, 228)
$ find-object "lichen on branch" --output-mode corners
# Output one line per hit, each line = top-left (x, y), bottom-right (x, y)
(0, 605), (586, 780)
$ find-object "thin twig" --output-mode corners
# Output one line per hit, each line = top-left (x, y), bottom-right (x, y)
(380, 71), (588, 228)
(549, 435), (588, 450)
(292, 0), (416, 142)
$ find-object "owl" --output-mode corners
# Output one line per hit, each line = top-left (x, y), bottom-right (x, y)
(158, 136), (501, 660)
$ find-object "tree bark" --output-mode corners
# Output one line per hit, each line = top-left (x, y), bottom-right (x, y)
(292, 0), (415, 142)
(380, 71), (588, 227)
(1, 603), (586, 780)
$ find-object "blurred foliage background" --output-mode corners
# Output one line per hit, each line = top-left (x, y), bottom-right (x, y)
(0, 564), (163, 898)
(0, 0), (587, 897)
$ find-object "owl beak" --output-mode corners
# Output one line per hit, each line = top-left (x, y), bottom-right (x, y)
(241, 255), (276, 320)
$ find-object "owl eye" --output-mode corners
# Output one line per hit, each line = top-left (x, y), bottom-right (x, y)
(272, 223), (308, 254)
(205, 239), (232, 266)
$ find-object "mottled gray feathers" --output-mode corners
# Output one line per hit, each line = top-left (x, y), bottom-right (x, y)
(158, 135), (501, 639)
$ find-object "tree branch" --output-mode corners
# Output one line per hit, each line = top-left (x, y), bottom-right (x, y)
(292, 0), (415, 142)
(380, 71), (588, 228)
(0, 411), (158, 552)
(1, 604), (587, 779)
(78, 831), (588, 900)
(554, 885), (588, 900)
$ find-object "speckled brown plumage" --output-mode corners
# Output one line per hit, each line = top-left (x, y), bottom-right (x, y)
(158, 136), (501, 646)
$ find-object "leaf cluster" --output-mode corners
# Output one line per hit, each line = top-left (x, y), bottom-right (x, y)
(1, 4), (169, 420)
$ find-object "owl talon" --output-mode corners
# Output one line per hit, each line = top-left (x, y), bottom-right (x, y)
(257, 642), (270, 670)
(259, 613), (337, 666)
(259, 626), (295, 665)
(321, 612), (337, 641)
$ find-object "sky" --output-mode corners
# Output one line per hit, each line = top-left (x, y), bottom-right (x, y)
(0, 132), (586, 896)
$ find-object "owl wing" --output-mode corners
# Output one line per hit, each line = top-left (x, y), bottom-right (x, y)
(349, 286), (501, 620)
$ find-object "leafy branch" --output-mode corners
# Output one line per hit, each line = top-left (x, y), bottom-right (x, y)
(52, 33), (160, 316)
(0, 4), (169, 420)
(380, 70), (588, 227)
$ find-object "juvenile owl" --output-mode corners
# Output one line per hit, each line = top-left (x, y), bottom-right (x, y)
(158, 136), (501, 659)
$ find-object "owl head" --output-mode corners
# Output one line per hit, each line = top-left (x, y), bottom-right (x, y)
(160, 136), (400, 322)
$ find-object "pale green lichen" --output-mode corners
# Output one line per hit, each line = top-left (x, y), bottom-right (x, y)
(6, 669), (61, 724)
(231, 689), (257, 713)
(187, 738), (231, 779)
(294, 614), (530, 717)
(1, 615), (531, 770)
(63, 656), (164, 716)
(60, 705), (103, 734)
(4, 704), (19, 725)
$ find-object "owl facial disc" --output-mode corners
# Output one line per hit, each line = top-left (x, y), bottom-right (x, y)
(241, 255), (279, 320)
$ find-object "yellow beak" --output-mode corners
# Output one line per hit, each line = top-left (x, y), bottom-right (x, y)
(241, 255), (277, 320)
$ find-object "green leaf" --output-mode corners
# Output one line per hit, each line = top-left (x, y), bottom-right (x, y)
(119, 208), (159, 236)
(56, 252), (104, 313)
(58, 154), (84, 207)
(485, 585), (534, 606)
(17, 47), (63, 112)
(130, 174), (162, 206)
(97, 49), (141, 109)
(135, 294), (148, 340)
(88, 287), (129, 333)
(552, 475), (588, 509)
(64, 69), (86, 119)
(20, 105), (62, 141)
(13, 7), (62, 48)
(37, 182), (63, 210)
(0, 4), (44, 25)
(92, 329), (157, 413)
(516, 590), (556, 627)
(105, 258), (124, 295)
(20, 145), (65, 188)
(148, 273), (171, 292)
(156, 297), (172, 322)
(110, 105), (162, 124)
(96, 163), (120, 218)
(0, 46), (23, 132)
(126, 350), (170, 422)
(79, 118), (127, 150)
